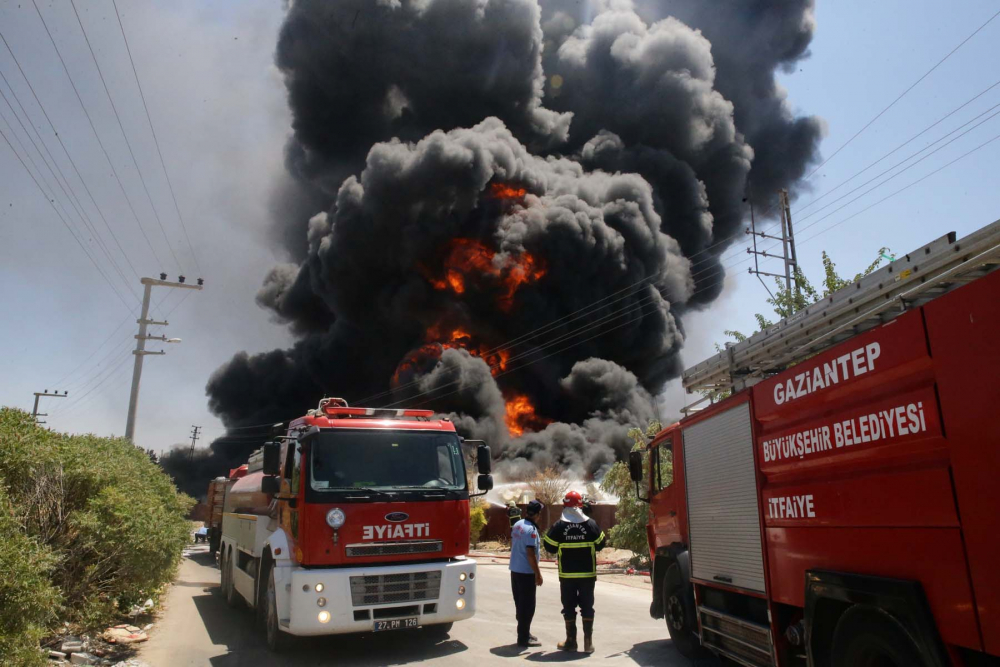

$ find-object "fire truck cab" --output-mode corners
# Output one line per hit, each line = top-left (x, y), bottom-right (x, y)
(218, 399), (492, 650)
(633, 220), (1000, 667)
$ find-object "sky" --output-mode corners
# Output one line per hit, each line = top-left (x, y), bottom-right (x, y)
(1, 0), (999, 453)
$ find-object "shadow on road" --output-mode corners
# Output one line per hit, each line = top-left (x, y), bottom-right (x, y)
(187, 549), (219, 567)
(192, 588), (469, 666)
(524, 650), (589, 662)
(608, 640), (722, 667)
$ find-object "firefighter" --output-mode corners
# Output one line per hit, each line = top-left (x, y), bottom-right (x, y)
(509, 500), (545, 648)
(543, 490), (606, 653)
(507, 500), (522, 529)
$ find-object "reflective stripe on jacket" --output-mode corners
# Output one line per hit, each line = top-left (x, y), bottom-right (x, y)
(542, 518), (606, 579)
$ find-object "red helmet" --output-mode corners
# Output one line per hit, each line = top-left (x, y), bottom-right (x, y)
(563, 490), (583, 508)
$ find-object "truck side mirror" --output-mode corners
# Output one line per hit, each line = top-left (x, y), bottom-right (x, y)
(262, 441), (281, 476)
(628, 450), (643, 482)
(477, 444), (492, 475)
(628, 450), (649, 503)
(477, 474), (494, 492)
(261, 475), (280, 495)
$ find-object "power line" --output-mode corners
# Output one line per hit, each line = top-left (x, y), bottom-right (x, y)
(3, 8), (166, 272)
(52, 352), (134, 419)
(195, 250), (748, 435)
(111, 0), (201, 275)
(795, 130), (1000, 251)
(48, 287), (194, 420)
(796, 103), (1000, 227)
(741, 78), (1000, 269)
(48, 312), (134, 389)
(64, 0), (183, 273)
(0, 71), (141, 298)
(764, 109), (1000, 254)
(795, 77), (1000, 217)
(803, 6), (1000, 181)
(0, 123), (134, 310)
(0, 66), (142, 284)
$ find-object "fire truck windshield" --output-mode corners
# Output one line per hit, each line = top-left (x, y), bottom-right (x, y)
(309, 430), (466, 492)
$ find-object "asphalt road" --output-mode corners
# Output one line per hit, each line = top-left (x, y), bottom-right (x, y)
(140, 545), (705, 666)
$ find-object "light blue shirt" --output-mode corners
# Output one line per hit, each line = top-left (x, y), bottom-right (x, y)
(509, 519), (541, 575)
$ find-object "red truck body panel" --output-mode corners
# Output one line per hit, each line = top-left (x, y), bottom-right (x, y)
(646, 267), (1000, 660)
(295, 499), (471, 566)
(924, 268), (1000, 654)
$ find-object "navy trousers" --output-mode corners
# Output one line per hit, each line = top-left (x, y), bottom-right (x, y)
(560, 578), (596, 620)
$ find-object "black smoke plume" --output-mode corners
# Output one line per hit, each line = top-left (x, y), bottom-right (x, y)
(162, 0), (822, 489)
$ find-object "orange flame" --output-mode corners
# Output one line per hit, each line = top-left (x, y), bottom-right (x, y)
(421, 238), (545, 312)
(504, 392), (551, 437)
(391, 343), (443, 386)
(422, 323), (509, 376)
(489, 182), (528, 200)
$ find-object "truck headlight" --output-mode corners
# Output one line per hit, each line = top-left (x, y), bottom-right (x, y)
(315, 583), (325, 593)
(317, 597), (327, 608)
(459, 573), (467, 581)
(318, 611), (331, 623)
(458, 586), (465, 595)
(456, 599), (466, 610)
(326, 508), (346, 529)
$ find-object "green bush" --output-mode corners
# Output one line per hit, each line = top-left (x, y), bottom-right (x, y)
(600, 420), (662, 559)
(0, 488), (61, 667)
(469, 503), (487, 546)
(0, 407), (194, 646)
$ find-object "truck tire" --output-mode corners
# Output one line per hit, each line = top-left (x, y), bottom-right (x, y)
(209, 528), (220, 557)
(265, 565), (291, 652)
(664, 563), (710, 660)
(831, 605), (930, 667)
(222, 548), (240, 608)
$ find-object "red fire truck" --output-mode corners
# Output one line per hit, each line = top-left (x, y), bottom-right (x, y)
(629, 220), (1000, 667)
(217, 398), (493, 650)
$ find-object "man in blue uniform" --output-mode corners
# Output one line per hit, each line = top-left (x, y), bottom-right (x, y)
(543, 490), (606, 653)
(509, 500), (545, 648)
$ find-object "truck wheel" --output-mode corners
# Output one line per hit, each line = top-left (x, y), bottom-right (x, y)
(663, 563), (710, 660)
(265, 566), (291, 652)
(831, 605), (929, 667)
(223, 548), (240, 608)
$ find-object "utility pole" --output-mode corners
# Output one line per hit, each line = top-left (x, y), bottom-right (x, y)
(746, 188), (800, 305)
(779, 189), (799, 301)
(125, 274), (203, 443)
(189, 425), (201, 460)
(32, 389), (68, 425)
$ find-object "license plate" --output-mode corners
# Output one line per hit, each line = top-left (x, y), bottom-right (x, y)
(373, 617), (418, 632)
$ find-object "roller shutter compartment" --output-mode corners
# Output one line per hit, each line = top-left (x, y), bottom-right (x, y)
(683, 402), (766, 593)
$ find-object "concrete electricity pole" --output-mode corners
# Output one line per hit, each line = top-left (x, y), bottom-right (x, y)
(746, 188), (800, 301)
(32, 389), (68, 424)
(125, 274), (203, 443)
(189, 425), (201, 460)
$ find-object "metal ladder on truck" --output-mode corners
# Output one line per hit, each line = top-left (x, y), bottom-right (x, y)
(682, 218), (1000, 405)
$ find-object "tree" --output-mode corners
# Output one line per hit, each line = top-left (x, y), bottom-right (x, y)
(705, 248), (891, 402)
(468, 500), (487, 547)
(600, 419), (662, 561)
(526, 467), (570, 507)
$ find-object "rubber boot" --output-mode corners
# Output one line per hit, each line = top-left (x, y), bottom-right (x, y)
(582, 618), (595, 654)
(557, 619), (577, 652)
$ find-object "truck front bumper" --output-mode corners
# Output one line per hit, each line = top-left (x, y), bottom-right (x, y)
(277, 557), (477, 636)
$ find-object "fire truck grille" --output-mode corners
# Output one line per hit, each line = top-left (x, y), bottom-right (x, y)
(349, 571), (442, 606)
(345, 540), (444, 558)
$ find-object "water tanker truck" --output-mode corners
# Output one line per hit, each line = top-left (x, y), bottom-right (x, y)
(217, 397), (493, 650)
